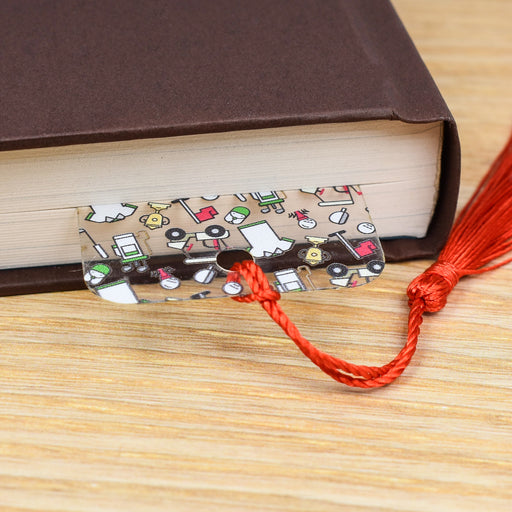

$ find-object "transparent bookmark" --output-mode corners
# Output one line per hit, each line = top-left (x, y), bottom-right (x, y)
(77, 186), (384, 303)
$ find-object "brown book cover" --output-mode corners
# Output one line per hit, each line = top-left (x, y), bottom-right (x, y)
(0, 0), (460, 296)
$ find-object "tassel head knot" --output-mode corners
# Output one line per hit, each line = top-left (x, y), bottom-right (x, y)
(407, 260), (462, 312)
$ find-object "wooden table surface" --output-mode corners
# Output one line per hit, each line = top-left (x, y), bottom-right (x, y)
(1, 1), (511, 510)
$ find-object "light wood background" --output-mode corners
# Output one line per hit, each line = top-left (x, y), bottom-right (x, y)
(1, 1), (511, 510)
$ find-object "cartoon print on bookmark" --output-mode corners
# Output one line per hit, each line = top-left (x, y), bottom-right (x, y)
(300, 186), (354, 206)
(85, 203), (138, 223)
(329, 207), (349, 225)
(77, 185), (384, 303)
(139, 202), (171, 230)
(225, 206), (250, 225)
(84, 263), (112, 286)
(274, 268), (308, 293)
(165, 227), (194, 251)
(196, 225), (230, 251)
(289, 209), (317, 229)
(165, 224), (230, 252)
(297, 236), (331, 266)
(171, 198), (218, 223)
(193, 264), (218, 284)
(238, 220), (294, 258)
(222, 278), (244, 296)
(250, 191), (286, 214)
(95, 279), (140, 304)
(79, 228), (109, 259)
(327, 259), (385, 288)
(112, 232), (150, 273)
(357, 222), (376, 234)
(234, 193), (248, 202)
(151, 267), (181, 290)
(329, 230), (378, 259)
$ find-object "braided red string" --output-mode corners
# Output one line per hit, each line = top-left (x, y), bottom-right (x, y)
(231, 260), (424, 388)
(231, 131), (512, 387)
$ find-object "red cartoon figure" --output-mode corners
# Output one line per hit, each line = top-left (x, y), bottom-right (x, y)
(289, 209), (317, 229)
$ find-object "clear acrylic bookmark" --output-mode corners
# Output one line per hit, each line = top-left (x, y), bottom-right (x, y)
(77, 186), (384, 304)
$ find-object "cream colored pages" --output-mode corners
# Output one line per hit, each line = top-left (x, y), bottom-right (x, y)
(0, 120), (442, 268)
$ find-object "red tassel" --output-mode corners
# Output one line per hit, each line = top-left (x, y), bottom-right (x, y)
(232, 131), (512, 388)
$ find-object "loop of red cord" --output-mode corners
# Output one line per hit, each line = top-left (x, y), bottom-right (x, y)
(230, 131), (512, 388)
(231, 260), (426, 388)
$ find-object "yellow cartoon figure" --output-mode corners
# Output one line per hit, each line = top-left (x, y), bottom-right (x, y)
(297, 236), (331, 266)
(139, 202), (171, 230)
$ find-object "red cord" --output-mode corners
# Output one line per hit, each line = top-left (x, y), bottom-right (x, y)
(231, 260), (424, 388)
(231, 131), (512, 387)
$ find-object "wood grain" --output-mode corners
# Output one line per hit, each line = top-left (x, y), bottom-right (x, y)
(1, 1), (511, 510)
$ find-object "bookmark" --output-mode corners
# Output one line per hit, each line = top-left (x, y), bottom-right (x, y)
(78, 185), (384, 304)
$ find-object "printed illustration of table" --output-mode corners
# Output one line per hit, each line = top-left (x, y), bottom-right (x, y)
(0, 1), (511, 510)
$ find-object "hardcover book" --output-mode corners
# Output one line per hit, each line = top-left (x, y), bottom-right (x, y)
(0, 0), (460, 296)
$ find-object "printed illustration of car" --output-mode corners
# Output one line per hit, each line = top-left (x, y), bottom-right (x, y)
(165, 224), (230, 251)
(326, 259), (385, 287)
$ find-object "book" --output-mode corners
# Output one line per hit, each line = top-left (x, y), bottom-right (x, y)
(0, 0), (460, 296)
